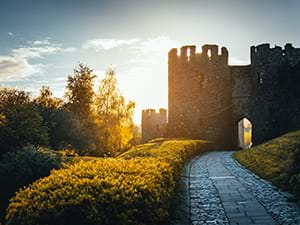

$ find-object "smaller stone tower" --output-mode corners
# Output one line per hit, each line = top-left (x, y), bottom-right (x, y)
(141, 108), (167, 143)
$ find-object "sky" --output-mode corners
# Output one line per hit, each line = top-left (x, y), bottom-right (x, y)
(0, 0), (299, 123)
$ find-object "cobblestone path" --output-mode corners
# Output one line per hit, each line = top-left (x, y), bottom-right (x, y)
(172, 151), (300, 225)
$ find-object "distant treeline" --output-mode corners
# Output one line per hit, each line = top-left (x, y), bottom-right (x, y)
(0, 63), (140, 156)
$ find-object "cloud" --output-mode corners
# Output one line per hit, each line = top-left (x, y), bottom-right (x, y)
(82, 36), (180, 55)
(0, 40), (76, 81)
(12, 44), (76, 59)
(32, 39), (51, 46)
(8, 32), (13, 36)
(82, 38), (140, 51)
(131, 36), (180, 55)
(0, 56), (42, 81)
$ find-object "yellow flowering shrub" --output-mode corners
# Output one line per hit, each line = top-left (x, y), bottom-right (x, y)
(6, 139), (211, 225)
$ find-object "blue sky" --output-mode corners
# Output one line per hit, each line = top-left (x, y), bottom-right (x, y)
(0, 0), (299, 123)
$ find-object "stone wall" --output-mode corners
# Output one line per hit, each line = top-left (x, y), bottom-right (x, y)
(167, 43), (300, 149)
(230, 65), (252, 146)
(249, 43), (300, 144)
(141, 108), (167, 143)
(168, 45), (233, 149)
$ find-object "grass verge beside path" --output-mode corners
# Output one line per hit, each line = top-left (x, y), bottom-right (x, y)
(234, 130), (300, 201)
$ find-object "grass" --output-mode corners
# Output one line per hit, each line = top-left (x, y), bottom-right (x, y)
(234, 130), (300, 199)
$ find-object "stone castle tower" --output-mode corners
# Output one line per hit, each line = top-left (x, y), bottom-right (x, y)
(168, 45), (232, 149)
(141, 108), (167, 143)
(168, 43), (300, 149)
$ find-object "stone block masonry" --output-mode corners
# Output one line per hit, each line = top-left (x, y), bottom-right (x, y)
(167, 43), (300, 149)
(168, 44), (232, 149)
(141, 108), (167, 143)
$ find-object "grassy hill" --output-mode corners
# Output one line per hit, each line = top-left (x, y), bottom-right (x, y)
(234, 130), (300, 200)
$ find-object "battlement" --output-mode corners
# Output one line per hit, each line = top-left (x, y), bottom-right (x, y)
(168, 42), (300, 148)
(141, 108), (167, 143)
(168, 44), (228, 65)
(251, 43), (300, 66)
(142, 108), (167, 117)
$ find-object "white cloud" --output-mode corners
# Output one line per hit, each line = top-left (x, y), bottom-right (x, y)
(12, 44), (76, 59)
(0, 56), (42, 81)
(82, 36), (180, 55)
(8, 32), (13, 36)
(63, 47), (77, 53)
(0, 40), (76, 81)
(32, 39), (51, 46)
(131, 36), (180, 55)
(82, 38), (140, 51)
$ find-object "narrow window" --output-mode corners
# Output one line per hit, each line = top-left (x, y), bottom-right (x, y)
(208, 49), (212, 60)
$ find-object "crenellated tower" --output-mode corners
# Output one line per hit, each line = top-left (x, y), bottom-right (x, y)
(168, 43), (300, 148)
(168, 44), (233, 149)
(247, 43), (300, 143)
(141, 42), (300, 148)
(141, 108), (167, 143)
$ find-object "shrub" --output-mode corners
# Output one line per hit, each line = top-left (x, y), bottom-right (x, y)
(234, 130), (300, 199)
(0, 146), (62, 222)
(6, 139), (211, 225)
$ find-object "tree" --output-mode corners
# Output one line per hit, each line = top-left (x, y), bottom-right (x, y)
(35, 85), (97, 152)
(35, 86), (71, 150)
(35, 86), (61, 109)
(64, 63), (100, 154)
(65, 63), (96, 120)
(0, 88), (48, 154)
(95, 68), (135, 155)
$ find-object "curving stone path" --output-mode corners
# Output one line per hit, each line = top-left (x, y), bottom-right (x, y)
(172, 151), (300, 225)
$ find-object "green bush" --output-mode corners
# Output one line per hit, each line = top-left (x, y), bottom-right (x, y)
(234, 130), (300, 200)
(6, 139), (211, 225)
(0, 146), (62, 222)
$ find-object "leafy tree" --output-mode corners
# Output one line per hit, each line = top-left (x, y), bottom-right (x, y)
(64, 64), (100, 154)
(95, 68), (135, 155)
(65, 63), (96, 120)
(34, 86), (95, 152)
(35, 86), (67, 150)
(35, 86), (62, 109)
(0, 88), (48, 154)
(34, 86), (62, 146)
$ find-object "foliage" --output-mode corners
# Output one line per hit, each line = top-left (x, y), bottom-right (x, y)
(0, 64), (136, 156)
(58, 148), (79, 157)
(95, 68), (136, 155)
(6, 139), (211, 225)
(131, 125), (142, 146)
(234, 130), (300, 200)
(34, 86), (73, 150)
(35, 99), (93, 152)
(62, 63), (103, 154)
(35, 86), (62, 109)
(65, 63), (96, 120)
(0, 88), (48, 154)
(0, 146), (62, 222)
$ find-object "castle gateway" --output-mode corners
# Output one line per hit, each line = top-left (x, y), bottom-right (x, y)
(167, 43), (300, 149)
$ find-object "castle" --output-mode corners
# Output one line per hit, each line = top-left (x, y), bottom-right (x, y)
(141, 108), (167, 143)
(142, 43), (300, 149)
